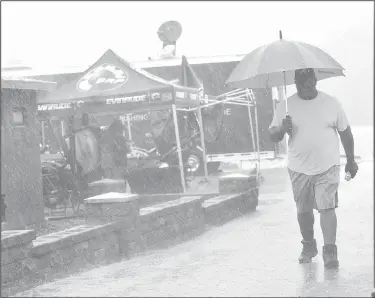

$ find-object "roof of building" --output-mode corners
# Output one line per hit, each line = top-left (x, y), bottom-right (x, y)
(1, 76), (57, 91)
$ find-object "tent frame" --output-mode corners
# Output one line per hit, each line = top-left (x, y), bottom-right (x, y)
(39, 87), (261, 194)
(38, 95), (201, 194)
(121, 88), (261, 190)
(179, 88), (262, 180)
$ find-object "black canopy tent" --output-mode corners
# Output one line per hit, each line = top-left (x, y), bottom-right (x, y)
(37, 49), (204, 192)
(37, 49), (201, 117)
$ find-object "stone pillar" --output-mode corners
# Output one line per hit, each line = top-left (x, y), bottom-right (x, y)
(87, 179), (127, 197)
(219, 173), (259, 211)
(1, 89), (44, 230)
(219, 173), (258, 194)
(84, 192), (140, 257)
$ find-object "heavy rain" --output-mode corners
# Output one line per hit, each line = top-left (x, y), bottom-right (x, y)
(1, 1), (374, 297)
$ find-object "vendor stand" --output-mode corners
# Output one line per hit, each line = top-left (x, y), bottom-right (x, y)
(37, 49), (205, 193)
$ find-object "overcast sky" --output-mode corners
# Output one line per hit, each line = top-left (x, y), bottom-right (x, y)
(1, 1), (373, 65)
(1, 1), (373, 124)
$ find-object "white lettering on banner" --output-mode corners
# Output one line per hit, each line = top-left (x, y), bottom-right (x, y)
(175, 91), (185, 99)
(38, 103), (72, 111)
(122, 113), (149, 122)
(145, 133), (152, 138)
(106, 95), (147, 105)
(176, 91), (200, 101)
(224, 108), (232, 116)
(162, 92), (172, 101)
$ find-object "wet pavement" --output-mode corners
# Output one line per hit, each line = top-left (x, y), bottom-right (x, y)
(15, 162), (373, 297)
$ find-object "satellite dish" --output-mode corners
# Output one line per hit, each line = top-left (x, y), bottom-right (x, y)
(157, 21), (182, 44)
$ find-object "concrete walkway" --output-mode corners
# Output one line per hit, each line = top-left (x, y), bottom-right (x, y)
(14, 162), (373, 297)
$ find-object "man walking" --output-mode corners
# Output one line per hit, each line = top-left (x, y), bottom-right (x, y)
(268, 68), (358, 268)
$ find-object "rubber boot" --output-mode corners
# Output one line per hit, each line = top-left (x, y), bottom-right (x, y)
(323, 244), (339, 268)
(299, 239), (318, 263)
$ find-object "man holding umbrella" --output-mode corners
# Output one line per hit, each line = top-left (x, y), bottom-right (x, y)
(227, 32), (360, 269)
(268, 68), (358, 268)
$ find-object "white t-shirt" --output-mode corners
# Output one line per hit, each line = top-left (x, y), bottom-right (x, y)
(270, 91), (349, 175)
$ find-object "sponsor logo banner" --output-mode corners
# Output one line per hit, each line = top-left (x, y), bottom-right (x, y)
(38, 103), (72, 111)
(106, 94), (147, 105)
(77, 64), (128, 92)
(150, 92), (161, 101)
(161, 92), (173, 102)
(120, 113), (149, 122)
(175, 91), (186, 99)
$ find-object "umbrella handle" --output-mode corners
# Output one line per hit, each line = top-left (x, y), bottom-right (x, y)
(283, 71), (288, 114)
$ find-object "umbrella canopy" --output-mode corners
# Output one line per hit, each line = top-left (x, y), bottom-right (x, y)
(226, 33), (345, 89)
(37, 49), (201, 118)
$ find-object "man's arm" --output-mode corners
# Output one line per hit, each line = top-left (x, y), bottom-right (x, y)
(335, 102), (358, 178)
(268, 115), (292, 143)
(338, 126), (355, 162)
(335, 100), (354, 162)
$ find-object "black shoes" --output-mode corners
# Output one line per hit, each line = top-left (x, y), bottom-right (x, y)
(298, 240), (339, 268)
(298, 239), (339, 268)
(298, 239), (318, 263)
(323, 244), (339, 268)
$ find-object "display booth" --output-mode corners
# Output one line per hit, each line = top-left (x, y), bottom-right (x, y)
(37, 49), (205, 193)
(37, 49), (262, 197)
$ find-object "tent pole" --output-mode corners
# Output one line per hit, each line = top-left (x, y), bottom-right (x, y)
(172, 104), (186, 193)
(69, 115), (76, 176)
(126, 115), (132, 141)
(197, 106), (208, 179)
(61, 120), (65, 137)
(120, 116), (126, 137)
(41, 121), (46, 148)
(252, 91), (261, 175)
(247, 94), (257, 168)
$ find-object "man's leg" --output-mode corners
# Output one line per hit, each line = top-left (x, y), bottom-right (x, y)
(315, 166), (340, 268)
(298, 211), (315, 242)
(289, 169), (318, 263)
(319, 207), (337, 245)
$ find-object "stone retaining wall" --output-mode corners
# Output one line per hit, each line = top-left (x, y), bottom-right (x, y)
(1, 230), (36, 287)
(31, 223), (122, 281)
(1, 176), (258, 296)
(203, 189), (258, 226)
(139, 196), (205, 250)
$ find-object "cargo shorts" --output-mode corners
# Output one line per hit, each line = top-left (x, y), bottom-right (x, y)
(288, 165), (340, 214)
